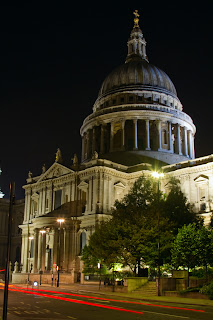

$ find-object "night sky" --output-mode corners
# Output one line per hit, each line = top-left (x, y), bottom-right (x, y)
(0, 2), (212, 199)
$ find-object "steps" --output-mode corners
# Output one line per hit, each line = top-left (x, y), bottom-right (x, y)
(132, 281), (157, 296)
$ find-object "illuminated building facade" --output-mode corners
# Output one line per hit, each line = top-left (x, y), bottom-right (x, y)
(15, 12), (213, 283)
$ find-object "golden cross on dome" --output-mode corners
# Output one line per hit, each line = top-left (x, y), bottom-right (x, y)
(133, 10), (140, 27)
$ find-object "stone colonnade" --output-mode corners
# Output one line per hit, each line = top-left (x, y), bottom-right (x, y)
(82, 119), (195, 161)
(21, 225), (80, 275)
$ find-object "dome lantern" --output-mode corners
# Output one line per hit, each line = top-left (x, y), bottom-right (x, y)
(126, 10), (148, 63)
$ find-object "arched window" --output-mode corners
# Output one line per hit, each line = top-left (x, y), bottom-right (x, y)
(80, 232), (87, 251)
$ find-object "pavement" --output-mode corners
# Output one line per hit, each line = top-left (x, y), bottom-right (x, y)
(10, 282), (213, 307)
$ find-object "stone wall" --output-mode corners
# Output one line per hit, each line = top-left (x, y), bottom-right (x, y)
(12, 272), (75, 285)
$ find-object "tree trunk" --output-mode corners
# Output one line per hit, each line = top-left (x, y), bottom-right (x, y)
(205, 265), (208, 283)
(134, 265), (137, 277)
(187, 267), (190, 288)
(137, 259), (141, 277)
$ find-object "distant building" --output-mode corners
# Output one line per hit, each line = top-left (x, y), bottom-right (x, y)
(0, 168), (5, 199)
(0, 198), (24, 273)
(16, 12), (212, 283)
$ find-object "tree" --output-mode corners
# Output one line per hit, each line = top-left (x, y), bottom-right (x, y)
(162, 177), (199, 235)
(83, 175), (173, 274)
(82, 175), (198, 277)
(81, 245), (99, 275)
(171, 223), (213, 286)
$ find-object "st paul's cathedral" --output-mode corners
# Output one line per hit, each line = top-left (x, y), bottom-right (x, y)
(13, 11), (213, 283)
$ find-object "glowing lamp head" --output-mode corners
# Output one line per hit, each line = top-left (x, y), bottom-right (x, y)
(152, 171), (164, 179)
(40, 230), (46, 235)
(33, 281), (38, 286)
(57, 218), (65, 224)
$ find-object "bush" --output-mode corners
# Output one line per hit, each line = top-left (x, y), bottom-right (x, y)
(179, 287), (201, 295)
(191, 267), (213, 279)
(200, 281), (213, 299)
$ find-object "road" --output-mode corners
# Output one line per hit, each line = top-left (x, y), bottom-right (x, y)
(0, 284), (213, 319)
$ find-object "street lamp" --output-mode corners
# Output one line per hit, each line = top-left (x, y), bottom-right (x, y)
(39, 229), (46, 285)
(57, 218), (65, 287)
(151, 171), (164, 296)
(28, 236), (34, 285)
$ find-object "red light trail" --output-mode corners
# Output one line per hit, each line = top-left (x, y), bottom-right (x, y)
(0, 285), (143, 315)
(0, 283), (205, 314)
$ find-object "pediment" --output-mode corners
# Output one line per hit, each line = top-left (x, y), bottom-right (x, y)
(194, 174), (209, 184)
(37, 162), (74, 183)
(31, 192), (39, 201)
(114, 181), (126, 190)
(78, 181), (89, 192)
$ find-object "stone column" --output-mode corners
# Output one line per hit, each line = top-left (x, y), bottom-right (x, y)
(184, 127), (188, 156)
(49, 184), (54, 212)
(188, 130), (192, 158)
(86, 130), (90, 159)
(93, 175), (98, 213)
(53, 227), (58, 269)
(92, 127), (96, 154)
(64, 228), (69, 272)
(38, 191), (42, 216)
(21, 234), (28, 273)
(168, 122), (173, 152)
(99, 172), (103, 213)
(110, 123), (114, 152)
(157, 120), (162, 150)
(192, 134), (195, 159)
(42, 188), (46, 215)
(88, 178), (92, 212)
(121, 120), (125, 150)
(177, 124), (182, 155)
(37, 231), (42, 271)
(68, 226), (75, 272)
(24, 194), (28, 222)
(33, 229), (38, 273)
(133, 119), (138, 150)
(41, 232), (46, 272)
(145, 120), (151, 150)
(81, 134), (85, 161)
(100, 125), (105, 154)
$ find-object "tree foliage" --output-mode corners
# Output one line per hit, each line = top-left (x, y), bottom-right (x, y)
(82, 175), (198, 275)
(171, 223), (213, 286)
(162, 177), (198, 235)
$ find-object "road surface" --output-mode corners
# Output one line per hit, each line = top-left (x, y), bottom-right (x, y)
(0, 284), (213, 319)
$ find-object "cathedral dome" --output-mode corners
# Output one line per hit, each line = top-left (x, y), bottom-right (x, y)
(98, 59), (177, 98)
(81, 11), (196, 167)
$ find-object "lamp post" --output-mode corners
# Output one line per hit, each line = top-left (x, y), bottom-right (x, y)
(57, 218), (65, 287)
(97, 262), (101, 290)
(151, 171), (164, 296)
(28, 236), (34, 285)
(39, 229), (46, 285)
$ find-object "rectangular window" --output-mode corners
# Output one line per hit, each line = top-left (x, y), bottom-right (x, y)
(30, 239), (34, 258)
(46, 198), (49, 210)
(54, 190), (62, 209)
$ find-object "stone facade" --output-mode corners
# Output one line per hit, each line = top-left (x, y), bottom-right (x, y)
(15, 14), (212, 284)
(0, 199), (24, 271)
